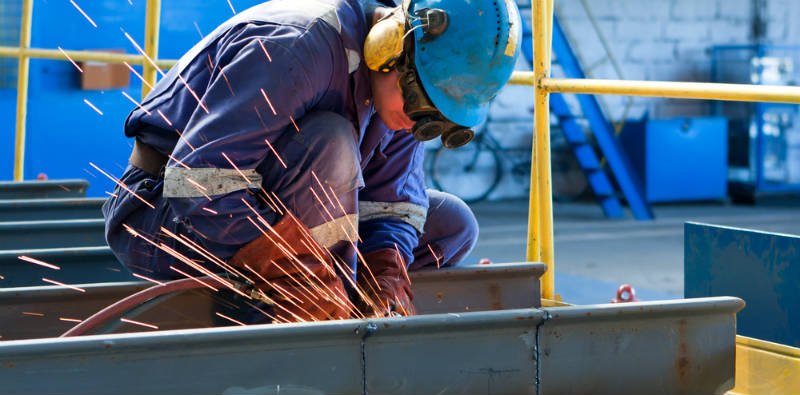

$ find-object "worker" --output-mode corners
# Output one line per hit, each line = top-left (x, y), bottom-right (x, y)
(103, 0), (521, 323)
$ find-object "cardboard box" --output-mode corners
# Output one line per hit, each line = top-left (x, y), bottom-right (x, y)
(80, 49), (130, 90)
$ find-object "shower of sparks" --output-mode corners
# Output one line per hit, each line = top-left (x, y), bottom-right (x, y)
(259, 89), (277, 115)
(57, 46), (83, 72)
(226, 0), (237, 15)
(59, 317), (83, 323)
(169, 266), (219, 292)
(104, 191), (119, 198)
(90, 162), (155, 209)
(42, 278), (86, 293)
(22, 312), (45, 317)
(257, 40), (273, 62)
(428, 244), (441, 269)
(202, 207), (219, 215)
(289, 116), (300, 132)
(83, 99), (104, 115)
(69, 0), (98, 28)
(215, 312), (246, 326)
(176, 74), (210, 114)
(123, 61), (154, 91)
(121, 91), (151, 115)
(120, 318), (159, 330)
(221, 152), (253, 183)
(168, 154), (191, 169)
(132, 272), (165, 286)
(264, 139), (288, 169)
(18, 255), (60, 270)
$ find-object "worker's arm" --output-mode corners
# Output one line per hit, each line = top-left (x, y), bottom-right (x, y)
(358, 118), (428, 266)
(163, 25), (337, 254)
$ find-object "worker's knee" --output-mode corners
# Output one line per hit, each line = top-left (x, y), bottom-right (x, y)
(412, 190), (479, 269)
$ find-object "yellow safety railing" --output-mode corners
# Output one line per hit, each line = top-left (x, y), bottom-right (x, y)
(511, 0), (800, 300)
(0, 0), (175, 182)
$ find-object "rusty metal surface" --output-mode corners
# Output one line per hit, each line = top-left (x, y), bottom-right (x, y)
(0, 246), (130, 288)
(0, 219), (106, 250)
(0, 179), (88, 199)
(0, 297), (743, 395)
(0, 262), (545, 340)
(0, 198), (104, 221)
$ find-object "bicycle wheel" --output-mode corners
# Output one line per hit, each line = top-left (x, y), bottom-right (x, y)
(429, 141), (503, 203)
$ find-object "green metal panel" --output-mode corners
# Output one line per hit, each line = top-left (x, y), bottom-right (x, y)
(0, 198), (104, 221)
(0, 179), (88, 199)
(0, 219), (105, 249)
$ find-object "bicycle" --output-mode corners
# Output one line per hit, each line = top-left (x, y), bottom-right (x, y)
(427, 122), (587, 204)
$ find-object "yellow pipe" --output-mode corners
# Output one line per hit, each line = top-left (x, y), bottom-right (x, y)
(527, 0), (556, 299)
(543, 76), (800, 104)
(13, 0), (33, 181)
(142, 0), (162, 98)
(0, 46), (175, 68)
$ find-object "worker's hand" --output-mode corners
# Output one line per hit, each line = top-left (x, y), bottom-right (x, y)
(357, 248), (416, 317)
(230, 214), (351, 322)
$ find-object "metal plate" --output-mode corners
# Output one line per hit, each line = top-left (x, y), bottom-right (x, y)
(0, 219), (106, 249)
(0, 180), (88, 199)
(0, 198), (104, 221)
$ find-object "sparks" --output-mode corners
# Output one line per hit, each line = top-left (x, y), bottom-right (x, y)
(22, 312), (45, 317)
(157, 109), (174, 126)
(169, 266), (219, 291)
(120, 318), (159, 330)
(18, 255), (60, 270)
(69, 0), (98, 28)
(83, 99), (104, 115)
(104, 191), (119, 198)
(132, 272), (166, 286)
(258, 40), (273, 62)
(226, 0), (237, 15)
(215, 312), (246, 326)
(57, 46), (83, 72)
(264, 139), (288, 168)
(42, 278), (86, 293)
(59, 317), (83, 323)
(90, 162), (155, 209)
(193, 21), (204, 39)
(122, 91), (151, 115)
(428, 244), (441, 269)
(123, 61), (154, 90)
(289, 115), (300, 132)
(260, 88), (277, 115)
(202, 207), (219, 215)
(122, 30), (165, 77)
(221, 152), (253, 183)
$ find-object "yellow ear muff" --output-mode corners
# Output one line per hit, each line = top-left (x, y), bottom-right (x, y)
(364, 12), (406, 72)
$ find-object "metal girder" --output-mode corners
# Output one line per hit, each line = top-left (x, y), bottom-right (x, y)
(0, 198), (104, 221)
(0, 297), (743, 395)
(0, 219), (105, 250)
(0, 262), (546, 340)
(0, 180), (88, 199)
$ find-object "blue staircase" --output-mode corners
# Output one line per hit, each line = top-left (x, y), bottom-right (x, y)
(519, 11), (654, 220)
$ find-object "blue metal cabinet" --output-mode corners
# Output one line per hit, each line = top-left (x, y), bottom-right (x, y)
(620, 117), (728, 203)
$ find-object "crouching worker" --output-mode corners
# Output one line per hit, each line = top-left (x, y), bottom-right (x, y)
(103, 0), (521, 323)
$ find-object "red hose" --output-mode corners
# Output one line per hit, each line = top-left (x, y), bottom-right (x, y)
(61, 276), (239, 337)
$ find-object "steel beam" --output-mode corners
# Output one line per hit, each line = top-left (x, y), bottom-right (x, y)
(0, 219), (105, 250)
(0, 297), (743, 394)
(0, 262), (546, 339)
(0, 180), (88, 199)
(0, 198), (104, 221)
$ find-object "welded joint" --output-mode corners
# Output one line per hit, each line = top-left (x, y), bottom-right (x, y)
(533, 309), (552, 395)
(356, 322), (379, 395)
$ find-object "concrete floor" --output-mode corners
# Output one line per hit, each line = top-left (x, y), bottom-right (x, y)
(464, 197), (800, 304)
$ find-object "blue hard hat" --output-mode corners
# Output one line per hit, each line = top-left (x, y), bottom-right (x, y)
(406, 0), (522, 127)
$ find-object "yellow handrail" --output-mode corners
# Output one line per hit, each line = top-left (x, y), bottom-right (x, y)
(142, 0), (162, 98)
(0, 46), (175, 68)
(13, 0), (34, 182)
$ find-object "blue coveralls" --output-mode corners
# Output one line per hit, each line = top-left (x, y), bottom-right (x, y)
(103, 0), (478, 291)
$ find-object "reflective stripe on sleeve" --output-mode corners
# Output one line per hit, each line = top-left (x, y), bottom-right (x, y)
(309, 214), (359, 248)
(163, 167), (262, 198)
(358, 201), (427, 234)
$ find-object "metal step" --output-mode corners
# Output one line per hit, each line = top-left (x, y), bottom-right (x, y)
(0, 246), (130, 288)
(0, 198), (105, 222)
(0, 179), (89, 199)
(0, 219), (106, 250)
(0, 262), (546, 340)
(0, 295), (743, 395)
